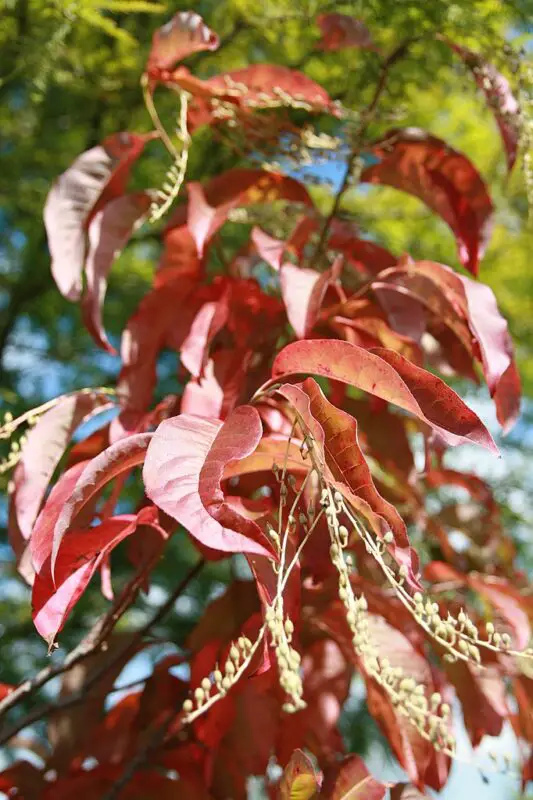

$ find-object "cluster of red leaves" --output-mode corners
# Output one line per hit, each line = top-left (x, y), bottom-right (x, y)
(2, 9), (531, 800)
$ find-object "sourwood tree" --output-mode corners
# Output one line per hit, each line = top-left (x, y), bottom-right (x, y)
(1, 5), (533, 799)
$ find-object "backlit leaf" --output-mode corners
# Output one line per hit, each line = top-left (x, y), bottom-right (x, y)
(361, 128), (493, 274)
(44, 133), (151, 300)
(272, 339), (497, 451)
(81, 192), (152, 353)
(147, 11), (219, 73)
(143, 408), (274, 557)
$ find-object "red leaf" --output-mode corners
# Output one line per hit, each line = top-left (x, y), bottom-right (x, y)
(469, 575), (531, 650)
(181, 349), (251, 420)
(170, 64), (338, 125)
(116, 273), (198, 413)
(31, 434), (152, 576)
(444, 660), (506, 747)
(81, 192), (151, 353)
(494, 359), (521, 434)
(322, 755), (387, 799)
(272, 339), (497, 451)
(252, 226), (286, 271)
(316, 13), (376, 52)
(44, 133), (150, 300)
(382, 259), (520, 431)
(10, 391), (111, 547)
(181, 291), (230, 377)
(32, 514), (139, 643)
(147, 11), (219, 74)
(444, 40), (520, 172)
(143, 409), (274, 557)
(361, 129), (493, 274)
(211, 670), (280, 797)
(329, 229), (397, 277)
(279, 749), (322, 799)
(281, 258), (341, 339)
(186, 170), (312, 256)
(390, 786), (431, 800)
(0, 762), (44, 800)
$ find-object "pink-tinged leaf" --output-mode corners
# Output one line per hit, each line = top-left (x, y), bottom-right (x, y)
(147, 11), (219, 73)
(181, 296), (229, 377)
(181, 349), (251, 420)
(272, 339), (497, 452)
(252, 227), (285, 271)
(317, 13), (376, 52)
(300, 379), (408, 544)
(44, 133), (150, 300)
(117, 274), (198, 413)
(279, 749), (322, 800)
(322, 755), (387, 799)
(361, 128), (493, 274)
(30, 434), (152, 577)
(383, 260), (521, 431)
(280, 264), (331, 338)
(494, 359), (521, 434)
(458, 274), (521, 430)
(32, 515), (139, 644)
(143, 410), (274, 557)
(10, 391), (112, 548)
(459, 274), (512, 392)
(81, 192), (152, 353)
(30, 461), (89, 575)
(223, 436), (309, 479)
(187, 182), (228, 257)
(444, 39), (520, 172)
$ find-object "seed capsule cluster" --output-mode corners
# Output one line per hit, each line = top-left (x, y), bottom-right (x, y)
(323, 484), (456, 753)
(0, 411), (34, 474)
(336, 493), (533, 666)
(182, 636), (254, 718)
(150, 91), (190, 223)
(265, 603), (305, 713)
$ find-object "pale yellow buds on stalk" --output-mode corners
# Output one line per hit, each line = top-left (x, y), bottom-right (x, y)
(265, 602), (305, 713)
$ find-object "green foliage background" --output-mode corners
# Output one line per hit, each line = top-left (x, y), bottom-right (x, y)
(0, 0), (532, 786)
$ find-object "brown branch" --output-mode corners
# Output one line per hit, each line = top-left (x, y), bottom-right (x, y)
(0, 547), (168, 720)
(0, 559), (204, 745)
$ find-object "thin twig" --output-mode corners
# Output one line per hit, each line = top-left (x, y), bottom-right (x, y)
(0, 557), (203, 735)
(311, 39), (416, 268)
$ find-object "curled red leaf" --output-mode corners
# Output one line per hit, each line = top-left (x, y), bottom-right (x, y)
(44, 133), (150, 300)
(147, 11), (219, 74)
(361, 128), (493, 275)
(272, 339), (497, 452)
(443, 39), (520, 172)
(143, 408), (274, 557)
(82, 192), (152, 353)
